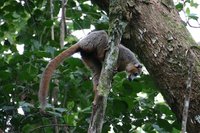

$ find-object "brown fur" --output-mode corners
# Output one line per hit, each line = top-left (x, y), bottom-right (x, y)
(38, 30), (142, 109)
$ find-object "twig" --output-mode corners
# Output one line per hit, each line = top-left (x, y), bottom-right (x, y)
(60, 0), (68, 48)
(182, 8), (200, 28)
(181, 49), (195, 133)
(50, 0), (55, 40)
(187, 20), (200, 28)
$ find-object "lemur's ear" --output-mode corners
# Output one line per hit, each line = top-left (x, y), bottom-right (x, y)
(135, 64), (142, 68)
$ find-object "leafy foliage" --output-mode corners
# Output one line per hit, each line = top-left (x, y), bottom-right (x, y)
(175, 0), (199, 26)
(0, 0), (180, 132)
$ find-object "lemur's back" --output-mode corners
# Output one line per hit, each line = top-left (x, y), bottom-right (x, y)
(78, 30), (109, 62)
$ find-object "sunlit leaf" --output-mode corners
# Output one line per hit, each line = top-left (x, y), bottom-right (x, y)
(186, 7), (190, 15)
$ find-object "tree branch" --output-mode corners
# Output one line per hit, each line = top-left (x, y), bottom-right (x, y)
(60, 0), (68, 48)
(88, 0), (127, 133)
(181, 49), (196, 132)
(50, 0), (55, 40)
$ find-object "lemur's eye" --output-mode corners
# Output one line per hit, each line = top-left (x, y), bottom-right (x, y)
(133, 73), (138, 76)
(128, 73), (138, 81)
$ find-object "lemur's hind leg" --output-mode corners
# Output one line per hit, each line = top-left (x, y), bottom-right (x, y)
(81, 55), (102, 105)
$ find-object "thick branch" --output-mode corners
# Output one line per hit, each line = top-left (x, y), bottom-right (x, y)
(88, 0), (127, 133)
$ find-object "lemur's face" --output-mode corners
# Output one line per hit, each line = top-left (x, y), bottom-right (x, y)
(126, 63), (142, 81)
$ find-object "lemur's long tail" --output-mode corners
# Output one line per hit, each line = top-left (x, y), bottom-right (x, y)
(38, 44), (79, 110)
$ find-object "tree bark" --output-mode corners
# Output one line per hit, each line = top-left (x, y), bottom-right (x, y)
(60, 0), (67, 48)
(50, 0), (54, 40)
(92, 0), (200, 132)
(88, 0), (127, 132)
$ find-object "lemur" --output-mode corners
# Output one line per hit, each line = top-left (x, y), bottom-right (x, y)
(38, 30), (142, 109)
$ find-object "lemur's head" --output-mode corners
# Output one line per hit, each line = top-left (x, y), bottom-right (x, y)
(126, 63), (142, 81)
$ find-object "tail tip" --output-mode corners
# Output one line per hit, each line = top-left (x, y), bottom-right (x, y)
(38, 94), (47, 111)
(39, 101), (47, 111)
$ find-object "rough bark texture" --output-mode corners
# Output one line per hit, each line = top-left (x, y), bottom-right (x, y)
(88, 0), (127, 132)
(92, 0), (200, 132)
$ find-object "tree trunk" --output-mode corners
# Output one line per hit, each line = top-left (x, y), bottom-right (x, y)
(91, 0), (200, 132)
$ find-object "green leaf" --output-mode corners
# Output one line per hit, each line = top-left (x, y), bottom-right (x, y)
(2, 105), (16, 111)
(175, 3), (183, 11)
(131, 75), (157, 93)
(67, 101), (75, 110)
(9, 54), (24, 65)
(0, 70), (11, 80)
(186, 7), (190, 15)
(143, 123), (155, 132)
(22, 124), (32, 133)
(79, 106), (91, 113)
(154, 103), (173, 116)
(64, 57), (84, 69)
(191, 3), (199, 8)
(17, 64), (38, 81)
(33, 51), (51, 58)
(112, 100), (128, 116)
(68, 0), (76, 7)
(2, 84), (14, 94)
(63, 114), (77, 126)
(132, 119), (144, 127)
(46, 46), (57, 56)
(102, 122), (110, 133)
(123, 80), (141, 95)
(0, 0), (6, 6)
(188, 13), (199, 20)
(157, 118), (172, 132)
(41, 118), (52, 132)
(95, 21), (109, 30)
(54, 107), (67, 113)
(171, 121), (181, 130)
(47, 111), (62, 117)
(43, 20), (54, 27)
(172, 128), (181, 133)
(19, 101), (34, 108)
(185, 0), (190, 3)
(73, 19), (91, 30)
(0, 23), (9, 31)
(66, 35), (78, 44)
(190, 0), (199, 8)
(80, 3), (91, 12)
(66, 9), (82, 18)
